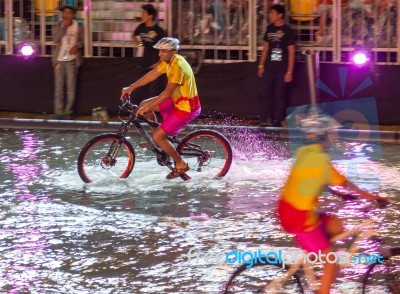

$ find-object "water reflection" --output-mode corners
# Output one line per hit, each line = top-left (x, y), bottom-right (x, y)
(0, 129), (399, 293)
(1, 131), (54, 293)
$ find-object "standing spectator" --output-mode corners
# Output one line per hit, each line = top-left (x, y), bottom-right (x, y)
(258, 4), (295, 127)
(52, 5), (83, 119)
(132, 4), (167, 102)
(133, 4), (167, 69)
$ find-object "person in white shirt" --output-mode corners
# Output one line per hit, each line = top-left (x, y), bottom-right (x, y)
(52, 6), (84, 119)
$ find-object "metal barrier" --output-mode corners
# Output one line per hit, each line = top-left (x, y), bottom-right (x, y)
(0, 0), (399, 64)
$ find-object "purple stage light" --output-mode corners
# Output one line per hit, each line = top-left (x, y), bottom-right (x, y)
(352, 51), (369, 65)
(20, 44), (35, 56)
(17, 42), (38, 58)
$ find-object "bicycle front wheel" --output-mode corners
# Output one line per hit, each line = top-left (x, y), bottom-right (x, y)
(176, 130), (232, 179)
(362, 247), (400, 293)
(224, 261), (304, 294)
(77, 133), (135, 183)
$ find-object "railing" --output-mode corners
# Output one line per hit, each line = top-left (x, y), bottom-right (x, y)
(0, 0), (399, 64)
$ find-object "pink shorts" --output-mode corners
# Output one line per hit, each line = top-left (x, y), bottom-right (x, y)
(159, 97), (201, 136)
(293, 214), (331, 253)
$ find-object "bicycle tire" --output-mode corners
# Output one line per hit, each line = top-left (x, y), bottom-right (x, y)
(362, 247), (400, 294)
(176, 129), (232, 179)
(77, 133), (135, 183)
(223, 256), (305, 294)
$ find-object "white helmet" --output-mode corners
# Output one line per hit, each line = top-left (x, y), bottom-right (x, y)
(153, 37), (180, 51)
(300, 111), (341, 142)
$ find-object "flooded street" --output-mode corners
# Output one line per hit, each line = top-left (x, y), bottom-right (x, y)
(1, 129), (399, 293)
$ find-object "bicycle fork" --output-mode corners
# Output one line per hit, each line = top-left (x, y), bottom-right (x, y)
(102, 138), (123, 168)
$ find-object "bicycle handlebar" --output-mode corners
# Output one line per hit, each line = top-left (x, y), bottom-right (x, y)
(119, 94), (160, 128)
(120, 94), (138, 113)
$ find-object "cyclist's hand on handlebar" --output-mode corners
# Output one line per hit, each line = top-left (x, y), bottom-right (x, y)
(120, 87), (131, 101)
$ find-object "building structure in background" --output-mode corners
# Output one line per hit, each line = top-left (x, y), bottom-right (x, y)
(0, 0), (398, 63)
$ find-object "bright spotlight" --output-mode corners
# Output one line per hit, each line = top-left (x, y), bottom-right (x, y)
(20, 44), (35, 56)
(351, 50), (369, 66)
(17, 42), (38, 58)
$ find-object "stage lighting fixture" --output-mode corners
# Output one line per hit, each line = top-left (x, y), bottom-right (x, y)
(351, 50), (369, 66)
(17, 42), (38, 58)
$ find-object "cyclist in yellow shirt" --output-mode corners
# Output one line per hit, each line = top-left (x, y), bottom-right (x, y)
(121, 37), (201, 179)
(278, 113), (388, 294)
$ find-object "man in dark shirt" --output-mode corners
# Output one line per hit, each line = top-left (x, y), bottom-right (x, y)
(132, 4), (167, 68)
(258, 4), (295, 127)
(132, 4), (167, 103)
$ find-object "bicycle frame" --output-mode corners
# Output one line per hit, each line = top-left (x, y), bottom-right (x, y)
(115, 97), (191, 181)
(263, 219), (378, 292)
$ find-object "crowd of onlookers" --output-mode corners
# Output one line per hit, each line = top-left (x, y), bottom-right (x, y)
(173, 0), (397, 48)
(1, 1), (397, 50)
(314, 0), (397, 47)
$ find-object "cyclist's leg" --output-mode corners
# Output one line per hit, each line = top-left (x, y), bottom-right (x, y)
(294, 218), (341, 294)
(153, 98), (186, 170)
(154, 104), (200, 178)
(317, 215), (345, 293)
(318, 246), (336, 294)
(139, 96), (160, 122)
(153, 127), (186, 169)
(323, 214), (345, 237)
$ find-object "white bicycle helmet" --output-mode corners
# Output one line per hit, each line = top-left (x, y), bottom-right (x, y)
(300, 109), (341, 142)
(153, 37), (180, 51)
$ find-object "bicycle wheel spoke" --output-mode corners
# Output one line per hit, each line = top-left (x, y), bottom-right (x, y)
(177, 130), (232, 179)
(78, 134), (135, 183)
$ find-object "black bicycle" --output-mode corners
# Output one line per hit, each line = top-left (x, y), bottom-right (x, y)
(77, 96), (233, 183)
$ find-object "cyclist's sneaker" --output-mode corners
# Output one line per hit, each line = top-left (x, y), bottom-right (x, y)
(166, 163), (189, 179)
(139, 142), (152, 149)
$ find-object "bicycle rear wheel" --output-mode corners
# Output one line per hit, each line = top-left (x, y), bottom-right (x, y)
(176, 130), (232, 179)
(77, 133), (135, 183)
(362, 247), (400, 293)
(224, 259), (304, 294)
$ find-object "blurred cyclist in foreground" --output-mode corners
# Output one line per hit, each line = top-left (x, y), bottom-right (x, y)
(278, 110), (389, 294)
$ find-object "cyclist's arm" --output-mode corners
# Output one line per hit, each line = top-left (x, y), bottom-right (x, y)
(331, 164), (388, 204)
(344, 181), (388, 202)
(124, 69), (162, 94)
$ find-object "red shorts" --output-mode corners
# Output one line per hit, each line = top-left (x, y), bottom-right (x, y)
(278, 199), (331, 253)
(159, 97), (201, 136)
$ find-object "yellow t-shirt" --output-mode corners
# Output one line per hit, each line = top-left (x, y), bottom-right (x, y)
(156, 54), (200, 114)
(280, 143), (347, 230)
